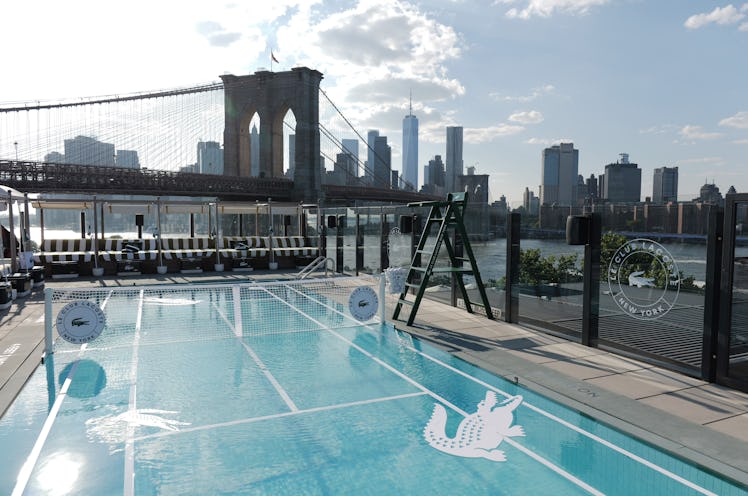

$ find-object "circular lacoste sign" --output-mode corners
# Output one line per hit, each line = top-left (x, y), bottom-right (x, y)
(56, 300), (106, 344)
(607, 238), (680, 321)
(349, 286), (379, 321)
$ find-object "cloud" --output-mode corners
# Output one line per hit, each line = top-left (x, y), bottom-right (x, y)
(719, 111), (748, 129)
(639, 124), (679, 135)
(465, 124), (525, 143)
(490, 84), (554, 102)
(732, 138), (748, 144)
(679, 125), (722, 141)
(684, 4), (747, 30)
(496, 0), (609, 19)
(508, 110), (544, 124)
(676, 156), (725, 165)
(277, 0), (465, 133)
(525, 137), (572, 146)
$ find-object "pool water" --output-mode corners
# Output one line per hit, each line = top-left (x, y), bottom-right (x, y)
(0, 281), (745, 495)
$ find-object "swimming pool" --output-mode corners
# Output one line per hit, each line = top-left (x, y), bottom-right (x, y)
(0, 277), (745, 495)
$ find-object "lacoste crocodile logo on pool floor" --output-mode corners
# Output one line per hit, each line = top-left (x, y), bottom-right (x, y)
(424, 391), (525, 462)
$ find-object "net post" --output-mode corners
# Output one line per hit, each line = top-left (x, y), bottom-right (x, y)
(44, 287), (54, 354)
(379, 272), (386, 323)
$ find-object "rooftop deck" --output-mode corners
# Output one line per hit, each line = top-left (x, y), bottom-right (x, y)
(1, 270), (747, 488)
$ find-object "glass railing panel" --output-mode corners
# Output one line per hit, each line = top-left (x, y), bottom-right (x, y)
(515, 228), (585, 338)
(342, 207), (357, 274)
(597, 213), (709, 373)
(362, 208), (382, 274)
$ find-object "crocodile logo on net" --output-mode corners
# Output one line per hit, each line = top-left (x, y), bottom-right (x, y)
(608, 238), (680, 321)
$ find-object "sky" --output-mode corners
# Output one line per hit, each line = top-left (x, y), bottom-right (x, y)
(2, 0), (747, 206)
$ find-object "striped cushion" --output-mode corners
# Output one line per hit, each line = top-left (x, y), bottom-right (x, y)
(101, 239), (158, 261)
(160, 238), (212, 259)
(269, 237), (318, 257)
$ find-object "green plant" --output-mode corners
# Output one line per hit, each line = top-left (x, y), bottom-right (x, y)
(518, 248), (580, 286)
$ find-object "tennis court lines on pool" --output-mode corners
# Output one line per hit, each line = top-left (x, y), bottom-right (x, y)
(4, 284), (744, 495)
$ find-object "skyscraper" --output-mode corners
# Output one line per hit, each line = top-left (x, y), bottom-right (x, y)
(197, 141), (223, 175)
(601, 154), (641, 202)
(366, 130), (379, 184)
(373, 135), (391, 188)
(286, 134), (296, 179)
(402, 97), (418, 191)
(429, 155), (445, 188)
(116, 150), (140, 169)
(540, 143), (578, 206)
(341, 138), (359, 178)
(64, 135), (115, 166)
(653, 166), (678, 203)
(250, 124), (259, 177)
(445, 126), (463, 193)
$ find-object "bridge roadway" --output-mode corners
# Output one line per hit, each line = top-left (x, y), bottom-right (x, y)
(0, 160), (433, 203)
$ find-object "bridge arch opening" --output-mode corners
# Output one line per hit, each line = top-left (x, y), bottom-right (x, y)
(278, 107), (296, 179)
(238, 108), (259, 177)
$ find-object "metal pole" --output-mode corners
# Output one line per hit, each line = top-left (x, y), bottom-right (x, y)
(23, 193), (31, 253)
(40, 208), (45, 249)
(93, 196), (100, 269)
(8, 190), (17, 273)
(355, 213), (363, 275)
(156, 198), (163, 268)
(336, 212), (344, 274)
(701, 207), (723, 382)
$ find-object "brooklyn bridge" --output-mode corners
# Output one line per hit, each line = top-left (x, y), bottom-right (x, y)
(0, 67), (432, 204)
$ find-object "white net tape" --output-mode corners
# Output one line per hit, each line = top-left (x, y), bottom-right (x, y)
(46, 276), (383, 353)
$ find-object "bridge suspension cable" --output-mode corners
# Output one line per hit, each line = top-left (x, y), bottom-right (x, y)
(2, 77), (418, 195)
(1, 83), (225, 173)
(317, 87), (417, 192)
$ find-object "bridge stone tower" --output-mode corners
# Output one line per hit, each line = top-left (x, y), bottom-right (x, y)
(221, 67), (323, 202)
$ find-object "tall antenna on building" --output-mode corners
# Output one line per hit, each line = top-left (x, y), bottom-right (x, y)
(409, 89), (413, 116)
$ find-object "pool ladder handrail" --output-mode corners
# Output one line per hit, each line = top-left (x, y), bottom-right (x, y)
(296, 256), (336, 279)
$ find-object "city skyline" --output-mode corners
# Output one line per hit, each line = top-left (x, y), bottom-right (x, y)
(2, 1), (747, 205)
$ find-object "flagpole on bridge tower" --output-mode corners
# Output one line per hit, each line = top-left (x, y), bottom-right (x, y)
(270, 51), (278, 72)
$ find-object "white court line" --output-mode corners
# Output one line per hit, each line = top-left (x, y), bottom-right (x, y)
(269, 285), (603, 496)
(123, 290), (144, 496)
(232, 286), (242, 338)
(11, 290), (118, 496)
(288, 284), (719, 496)
(133, 391), (427, 443)
(11, 344), (88, 496)
(212, 299), (298, 412)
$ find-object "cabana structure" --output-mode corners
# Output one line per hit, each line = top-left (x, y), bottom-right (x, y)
(1, 187), (38, 302)
(28, 195), (320, 277)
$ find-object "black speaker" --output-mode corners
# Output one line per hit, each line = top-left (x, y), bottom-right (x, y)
(566, 215), (590, 245)
(135, 214), (144, 227)
(327, 215), (337, 228)
(283, 215), (292, 226)
(399, 215), (413, 234)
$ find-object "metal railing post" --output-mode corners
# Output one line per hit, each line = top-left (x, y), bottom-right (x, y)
(702, 207), (723, 382)
(336, 214), (344, 274)
(581, 213), (601, 346)
(355, 213), (363, 275)
(505, 212), (520, 323)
